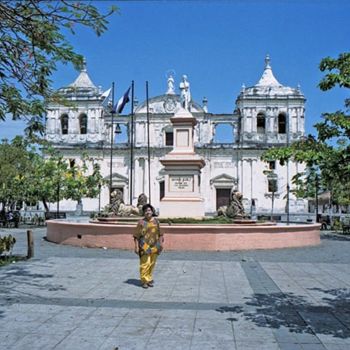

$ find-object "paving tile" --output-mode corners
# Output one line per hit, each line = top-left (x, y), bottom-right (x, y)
(279, 343), (303, 350)
(53, 334), (106, 350)
(98, 336), (149, 350)
(0, 331), (28, 348)
(235, 340), (280, 350)
(190, 339), (236, 350)
(2, 228), (350, 350)
(8, 333), (66, 350)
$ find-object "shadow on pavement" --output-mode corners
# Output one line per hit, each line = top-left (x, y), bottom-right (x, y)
(321, 233), (350, 241)
(0, 265), (66, 295)
(124, 278), (141, 287)
(217, 288), (350, 339)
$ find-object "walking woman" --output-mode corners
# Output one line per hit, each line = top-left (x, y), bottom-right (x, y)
(133, 204), (164, 288)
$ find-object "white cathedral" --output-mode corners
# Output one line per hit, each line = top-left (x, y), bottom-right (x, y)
(45, 56), (307, 218)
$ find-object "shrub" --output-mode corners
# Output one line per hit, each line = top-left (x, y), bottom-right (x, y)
(0, 234), (16, 256)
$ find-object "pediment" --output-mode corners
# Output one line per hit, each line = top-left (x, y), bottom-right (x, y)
(104, 173), (128, 184)
(210, 173), (237, 186)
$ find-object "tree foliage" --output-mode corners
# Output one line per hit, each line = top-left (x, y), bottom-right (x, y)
(0, 0), (116, 126)
(262, 52), (350, 207)
(0, 138), (106, 212)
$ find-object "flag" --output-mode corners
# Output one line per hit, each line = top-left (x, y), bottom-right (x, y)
(113, 87), (131, 114)
(101, 87), (112, 108)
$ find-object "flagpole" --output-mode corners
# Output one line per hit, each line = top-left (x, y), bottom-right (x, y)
(146, 81), (151, 204)
(109, 82), (115, 204)
(130, 80), (134, 205)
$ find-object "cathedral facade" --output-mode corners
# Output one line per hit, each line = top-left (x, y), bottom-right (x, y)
(45, 56), (307, 218)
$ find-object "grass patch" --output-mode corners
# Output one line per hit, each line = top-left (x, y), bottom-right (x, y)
(158, 217), (234, 224)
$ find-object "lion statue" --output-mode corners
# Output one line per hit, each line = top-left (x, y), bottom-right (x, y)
(217, 191), (246, 219)
(137, 193), (148, 215)
(109, 189), (124, 216)
(226, 191), (246, 219)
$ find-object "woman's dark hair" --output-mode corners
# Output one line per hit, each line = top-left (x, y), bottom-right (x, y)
(142, 203), (156, 216)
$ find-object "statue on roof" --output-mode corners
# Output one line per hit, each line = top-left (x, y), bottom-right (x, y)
(166, 74), (175, 95)
(179, 75), (191, 111)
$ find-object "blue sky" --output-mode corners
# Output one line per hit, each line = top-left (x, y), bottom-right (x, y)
(1, 0), (349, 141)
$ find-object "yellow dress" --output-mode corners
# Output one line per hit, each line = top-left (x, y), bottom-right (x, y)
(133, 218), (163, 284)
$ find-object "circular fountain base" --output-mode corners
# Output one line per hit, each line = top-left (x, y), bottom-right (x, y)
(46, 219), (321, 251)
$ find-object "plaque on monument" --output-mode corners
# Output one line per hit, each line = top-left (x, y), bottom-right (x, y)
(169, 175), (194, 192)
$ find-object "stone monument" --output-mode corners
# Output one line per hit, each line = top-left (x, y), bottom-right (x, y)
(159, 107), (205, 217)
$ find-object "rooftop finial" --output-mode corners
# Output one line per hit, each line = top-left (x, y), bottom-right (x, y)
(82, 57), (87, 72)
(256, 55), (281, 87)
(202, 97), (208, 113)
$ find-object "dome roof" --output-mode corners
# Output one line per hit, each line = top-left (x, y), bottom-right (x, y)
(240, 55), (304, 98)
(58, 58), (101, 98)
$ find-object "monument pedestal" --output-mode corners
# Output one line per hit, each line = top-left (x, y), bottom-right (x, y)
(159, 107), (206, 218)
(159, 197), (204, 218)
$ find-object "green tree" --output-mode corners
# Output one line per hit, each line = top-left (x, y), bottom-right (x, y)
(62, 155), (105, 210)
(262, 53), (350, 209)
(0, 138), (105, 213)
(0, 137), (33, 210)
(24, 150), (69, 212)
(0, 0), (116, 130)
(24, 150), (106, 212)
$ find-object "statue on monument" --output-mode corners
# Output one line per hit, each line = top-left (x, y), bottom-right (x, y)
(179, 75), (191, 111)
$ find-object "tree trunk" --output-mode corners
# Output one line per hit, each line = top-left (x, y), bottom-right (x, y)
(42, 198), (49, 213)
(75, 199), (83, 216)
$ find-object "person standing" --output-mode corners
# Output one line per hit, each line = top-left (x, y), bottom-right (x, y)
(133, 204), (164, 288)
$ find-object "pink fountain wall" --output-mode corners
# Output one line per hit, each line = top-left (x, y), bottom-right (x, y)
(46, 221), (321, 251)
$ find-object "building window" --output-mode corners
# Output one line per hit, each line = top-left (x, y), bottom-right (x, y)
(278, 113), (286, 134)
(268, 179), (278, 193)
(269, 161), (276, 170)
(79, 114), (87, 134)
(69, 159), (76, 168)
(165, 132), (173, 146)
(60, 114), (69, 135)
(159, 181), (165, 200)
(257, 113), (266, 134)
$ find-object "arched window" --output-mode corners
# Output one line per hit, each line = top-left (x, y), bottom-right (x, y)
(257, 113), (266, 134)
(79, 113), (87, 134)
(60, 114), (69, 135)
(278, 113), (286, 134)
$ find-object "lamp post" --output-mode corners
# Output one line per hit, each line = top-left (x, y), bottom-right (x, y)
(315, 173), (319, 223)
(98, 183), (101, 214)
(286, 111), (290, 225)
(109, 120), (122, 204)
(109, 82), (115, 204)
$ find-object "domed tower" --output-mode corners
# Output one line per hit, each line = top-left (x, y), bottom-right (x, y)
(45, 59), (108, 145)
(236, 55), (306, 146)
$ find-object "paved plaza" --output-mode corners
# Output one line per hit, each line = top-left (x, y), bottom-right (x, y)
(0, 227), (350, 349)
